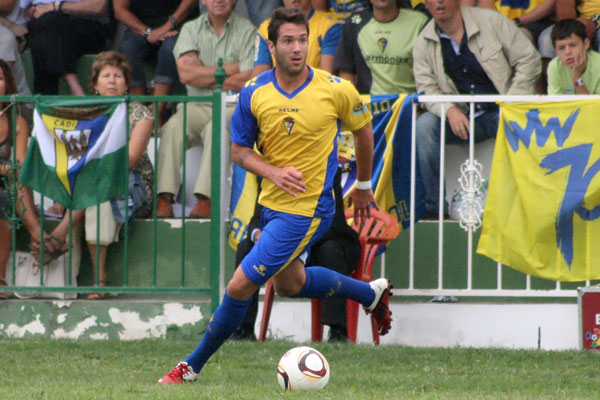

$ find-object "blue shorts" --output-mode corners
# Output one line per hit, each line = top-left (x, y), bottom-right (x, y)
(240, 207), (333, 286)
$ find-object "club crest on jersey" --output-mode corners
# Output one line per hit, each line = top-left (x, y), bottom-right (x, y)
(283, 116), (295, 135)
(378, 38), (388, 53)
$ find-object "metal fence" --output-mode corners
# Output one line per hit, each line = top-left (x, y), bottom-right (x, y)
(1, 85), (229, 311)
(391, 94), (600, 299)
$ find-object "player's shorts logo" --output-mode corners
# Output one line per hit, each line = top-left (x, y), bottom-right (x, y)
(253, 264), (267, 276)
(283, 116), (295, 135)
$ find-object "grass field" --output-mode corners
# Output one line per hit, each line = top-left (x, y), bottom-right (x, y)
(1, 338), (598, 399)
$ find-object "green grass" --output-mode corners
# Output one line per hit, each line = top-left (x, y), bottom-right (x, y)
(1, 338), (598, 399)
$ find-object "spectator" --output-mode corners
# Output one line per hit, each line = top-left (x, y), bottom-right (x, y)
(539, 0), (600, 60)
(0, 59), (28, 299)
(200, 0), (283, 27)
(22, 0), (109, 95)
(334, 0), (428, 95)
(84, 51), (154, 299)
(155, 0), (255, 219)
(311, 0), (367, 20)
(252, 0), (341, 77)
(231, 170), (361, 342)
(0, 1), (31, 99)
(548, 18), (600, 94)
(413, 0), (540, 217)
(113, 0), (198, 126)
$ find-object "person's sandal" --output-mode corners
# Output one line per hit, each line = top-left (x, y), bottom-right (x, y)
(86, 280), (107, 300)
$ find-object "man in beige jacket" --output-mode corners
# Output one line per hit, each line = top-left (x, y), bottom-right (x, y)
(413, 0), (541, 217)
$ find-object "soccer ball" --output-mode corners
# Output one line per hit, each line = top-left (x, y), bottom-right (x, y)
(277, 346), (330, 392)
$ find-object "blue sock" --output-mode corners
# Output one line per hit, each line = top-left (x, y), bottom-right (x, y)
(184, 292), (251, 373)
(294, 266), (375, 307)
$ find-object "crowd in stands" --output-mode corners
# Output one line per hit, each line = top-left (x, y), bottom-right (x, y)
(0, 0), (599, 336)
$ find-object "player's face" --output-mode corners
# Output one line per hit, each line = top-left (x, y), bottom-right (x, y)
(424, 0), (460, 22)
(202, 0), (235, 18)
(269, 23), (309, 77)
(94, 65), (128, 96)
(283, 0), (311, 12)
(555, 34), (590, 68)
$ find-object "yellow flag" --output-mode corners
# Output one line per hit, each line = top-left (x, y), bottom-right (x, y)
(477, 100), (600, 281)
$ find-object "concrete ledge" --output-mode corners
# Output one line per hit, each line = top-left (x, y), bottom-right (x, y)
(0, 299), (210, 340)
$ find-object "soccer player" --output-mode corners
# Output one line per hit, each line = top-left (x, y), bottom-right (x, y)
(158, 7), (392, 384)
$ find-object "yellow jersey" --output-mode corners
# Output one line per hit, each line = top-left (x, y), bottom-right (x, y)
(230, 67), (372, 217)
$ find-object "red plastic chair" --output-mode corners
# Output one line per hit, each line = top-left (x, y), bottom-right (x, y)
(258, 208), (400, 344)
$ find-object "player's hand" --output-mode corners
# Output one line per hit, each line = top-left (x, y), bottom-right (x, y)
(347, 187), (378, 226)
(270, 166), (306, 197)
(447, 107), (470, 141)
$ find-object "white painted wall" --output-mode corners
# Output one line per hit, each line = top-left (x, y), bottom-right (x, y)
(256, 301), (580, 350)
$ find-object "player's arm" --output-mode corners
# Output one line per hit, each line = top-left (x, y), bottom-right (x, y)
(231, 143), (306, 197)
(347, 122), (378, 225)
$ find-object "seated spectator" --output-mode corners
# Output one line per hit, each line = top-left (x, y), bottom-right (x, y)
(200, 0), (282, 27)
(84, 51), (154, 299)
(548, 18), (600, 94)
(231, 169), (360, 342)
(0, 1), (32, 99)
(413, 0), (540, 217)
(0, 59), (28, 299)
(311, 0), (367, 20)
(538, 0), (600, 60)
(156, 0), (255, 219)
(114, 0), (198, 126)
(334, 0), (428, 95)
(252, 0), (341, 77)
(22, 0), (109, 95)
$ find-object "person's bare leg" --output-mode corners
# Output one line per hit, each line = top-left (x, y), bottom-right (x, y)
(87, 243), (107, 300)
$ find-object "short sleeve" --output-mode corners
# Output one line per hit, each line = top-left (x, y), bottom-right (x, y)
(230, 85), (259, 148)
(253, 34), (272, 67)
(173, 20), (199, 60)
(129, 103), (154, 129)
(334, 78), (372, 131)
(320, 22), (342, 56)
(546, 57), (562, 95)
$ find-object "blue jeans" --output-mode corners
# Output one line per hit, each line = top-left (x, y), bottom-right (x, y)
(118, 28), (178, 88)
(416, 109), (499, 214)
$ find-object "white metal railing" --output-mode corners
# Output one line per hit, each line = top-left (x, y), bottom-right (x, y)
(395, 95), (597, 298)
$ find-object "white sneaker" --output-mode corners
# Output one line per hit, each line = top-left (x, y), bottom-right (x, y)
(366, 278), (390, 312)
(365, 278), (393, 336)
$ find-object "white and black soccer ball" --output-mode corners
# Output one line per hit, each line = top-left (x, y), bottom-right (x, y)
(277, 346), (330, 392)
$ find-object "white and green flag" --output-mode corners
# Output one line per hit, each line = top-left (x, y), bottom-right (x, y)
(19, 99), (128, 210)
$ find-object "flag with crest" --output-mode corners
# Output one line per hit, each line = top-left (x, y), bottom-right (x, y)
(19, 98), (128, 210)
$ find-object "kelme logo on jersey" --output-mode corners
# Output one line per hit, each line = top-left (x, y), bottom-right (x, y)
(283, 116), (295, 135)
(352, 102), (367, 114)
(253, 265), (267, 276)
(377, 38), (388, 53)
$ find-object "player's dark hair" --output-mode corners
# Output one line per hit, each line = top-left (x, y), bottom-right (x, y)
(268, 7), (309, 44)
(551, 19), (588, 47)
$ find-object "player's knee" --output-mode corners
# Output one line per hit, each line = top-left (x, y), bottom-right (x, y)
(226, 269), (258, 300)
(273, 280), (303, 297)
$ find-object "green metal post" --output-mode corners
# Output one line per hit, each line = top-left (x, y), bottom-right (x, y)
(210, 59), (227, 312)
